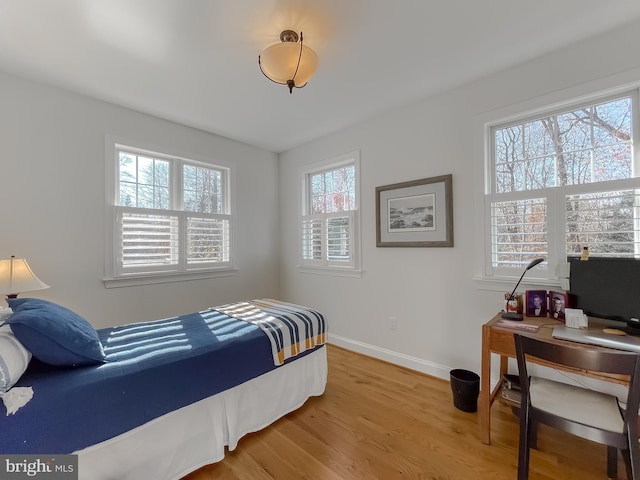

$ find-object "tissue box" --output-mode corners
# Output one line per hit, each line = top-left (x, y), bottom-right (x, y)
(564, 308), (588, 329)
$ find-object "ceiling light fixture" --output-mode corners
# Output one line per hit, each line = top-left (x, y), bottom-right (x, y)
(258, 30), (318, 94)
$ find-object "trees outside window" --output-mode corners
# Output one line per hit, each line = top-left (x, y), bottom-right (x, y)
(487, 92), (640, 277)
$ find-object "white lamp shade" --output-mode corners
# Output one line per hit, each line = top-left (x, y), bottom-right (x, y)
(260, 42), (318, 87)
(0, 257), (50, 296)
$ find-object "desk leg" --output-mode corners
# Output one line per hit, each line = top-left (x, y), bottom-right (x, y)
(499, 355), (509, 377)
(479, 323), (492, 444)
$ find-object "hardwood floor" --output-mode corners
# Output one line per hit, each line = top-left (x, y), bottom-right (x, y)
(183, 344), (622, 479)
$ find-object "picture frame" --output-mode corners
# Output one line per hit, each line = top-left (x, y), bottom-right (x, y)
(549, 291), (569, 321)
(376, 174), (453, 247)
(525, 290), (547, 317)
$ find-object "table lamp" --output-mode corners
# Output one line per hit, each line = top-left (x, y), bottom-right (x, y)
(0, 256), (50, 300)
(501, 257), (545, 321)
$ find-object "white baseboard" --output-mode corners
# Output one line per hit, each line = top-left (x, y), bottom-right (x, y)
(328, 333), (452, 381)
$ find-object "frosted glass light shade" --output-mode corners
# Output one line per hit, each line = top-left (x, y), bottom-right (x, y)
(260, 42), (318, 86)
(259, 31), (318, 93)
(0, 256), (50, 297)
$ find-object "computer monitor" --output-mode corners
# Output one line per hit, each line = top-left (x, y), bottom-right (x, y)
(568, 257), (640, 326)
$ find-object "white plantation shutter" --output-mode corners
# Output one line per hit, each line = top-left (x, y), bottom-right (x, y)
(302, 212), (355, 267)
(116, 209), (232, 275)
(327, 213), (353, 266)
(565, 189), (640, 257)
(302, 215), (323, 264)
(119, 210), (179, 271)
(490, 198), (547, 269)
(187, 216), (231, 265)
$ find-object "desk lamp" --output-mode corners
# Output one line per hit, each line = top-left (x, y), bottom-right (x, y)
(501, 257), (545, 321)
(0, 256), (50, 301)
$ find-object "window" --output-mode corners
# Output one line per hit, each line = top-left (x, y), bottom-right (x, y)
(485, 90), (640, 279)
(106, 140), (232, 283)
(301, 151), (360, 272)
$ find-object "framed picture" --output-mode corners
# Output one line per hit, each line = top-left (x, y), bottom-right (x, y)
(526, 290), (547, 317)
(376, 174), (453, 247)
(549, 291), (569, 321)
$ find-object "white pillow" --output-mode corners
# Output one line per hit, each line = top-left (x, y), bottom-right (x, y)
(0, 324), (32, 393)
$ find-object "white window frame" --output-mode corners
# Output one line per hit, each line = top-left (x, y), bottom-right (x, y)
(475, 80), (640, 288)
(104, 136), (236, 287)
(299, 151), (361, 276)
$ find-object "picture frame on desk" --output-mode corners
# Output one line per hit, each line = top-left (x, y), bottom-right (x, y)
(525, 290), (547, 317)
(549, 291), (569, 321)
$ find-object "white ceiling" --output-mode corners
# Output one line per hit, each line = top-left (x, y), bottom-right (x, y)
(2, 1), (640, 153)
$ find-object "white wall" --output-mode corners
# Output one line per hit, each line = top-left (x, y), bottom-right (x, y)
(278, 19), (640, 380)
(0, 72), (280, 328)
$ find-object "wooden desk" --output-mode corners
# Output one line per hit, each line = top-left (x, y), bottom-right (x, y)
(478, 313), (629, 444)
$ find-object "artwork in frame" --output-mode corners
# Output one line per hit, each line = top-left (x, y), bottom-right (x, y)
(549, 290), (569, 322)
(525, 290), (547, 317)
(376, 174), (453, 247)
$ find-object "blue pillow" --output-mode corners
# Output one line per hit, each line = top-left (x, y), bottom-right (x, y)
(5, 298), (105, 366)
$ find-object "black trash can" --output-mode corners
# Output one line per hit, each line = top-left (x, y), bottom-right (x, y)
(450, 369), (480, 412)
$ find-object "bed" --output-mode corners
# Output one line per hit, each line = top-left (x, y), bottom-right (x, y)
(0, 298), (327, 480)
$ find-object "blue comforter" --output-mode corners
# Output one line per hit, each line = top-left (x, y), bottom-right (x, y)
(0, 308), (310, 454)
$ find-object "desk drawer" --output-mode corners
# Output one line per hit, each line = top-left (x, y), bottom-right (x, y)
(490, 328), (517, 356)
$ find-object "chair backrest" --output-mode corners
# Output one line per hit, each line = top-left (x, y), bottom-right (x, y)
(514, 333), (640, 427)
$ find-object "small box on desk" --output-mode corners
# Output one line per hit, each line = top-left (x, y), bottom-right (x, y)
(627, 318), (640, 336)
(564, 308), (588, 329)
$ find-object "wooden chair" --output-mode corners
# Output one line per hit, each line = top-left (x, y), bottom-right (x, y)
(514, 333), (640, 480)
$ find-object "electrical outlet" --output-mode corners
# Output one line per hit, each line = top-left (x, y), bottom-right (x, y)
(389, 317), (398, 331)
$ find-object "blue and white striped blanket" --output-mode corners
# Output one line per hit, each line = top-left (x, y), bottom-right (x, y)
(213, 299), (327, 365)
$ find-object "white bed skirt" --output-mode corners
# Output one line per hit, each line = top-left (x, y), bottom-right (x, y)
(76, 346), (327, 480)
